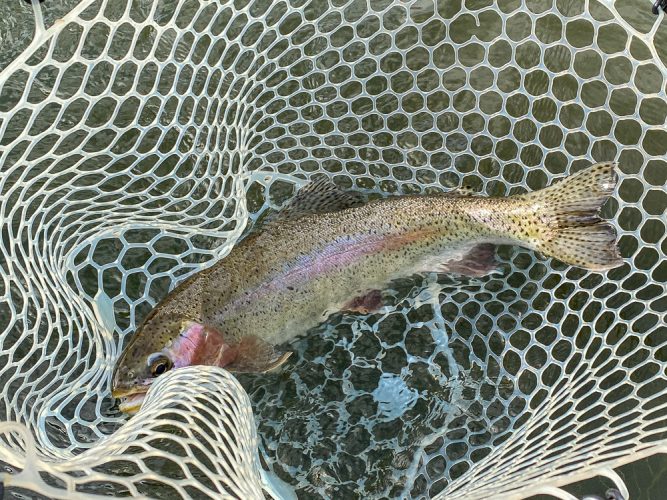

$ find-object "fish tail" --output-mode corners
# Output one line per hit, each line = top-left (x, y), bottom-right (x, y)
(513, 162), (623, 271)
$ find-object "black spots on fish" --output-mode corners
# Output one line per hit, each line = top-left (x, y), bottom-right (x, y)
(287, 286), (295, 291)
(515, 162), (621, 270)
(514, 217), (532, 237)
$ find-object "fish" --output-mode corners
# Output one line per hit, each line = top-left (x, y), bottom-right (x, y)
(111, 162), (623, 414)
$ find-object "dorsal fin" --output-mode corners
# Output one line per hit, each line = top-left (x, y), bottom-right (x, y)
(268, 178), (366, 223)
(443, 184), (480, 197)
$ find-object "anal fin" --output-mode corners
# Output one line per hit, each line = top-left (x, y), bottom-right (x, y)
(420, 243), (498, 277)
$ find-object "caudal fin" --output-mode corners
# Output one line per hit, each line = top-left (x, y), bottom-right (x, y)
(516, 162), (623, 271)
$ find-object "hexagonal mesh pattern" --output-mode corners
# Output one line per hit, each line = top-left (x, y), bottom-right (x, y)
(0, 0), (665, 498)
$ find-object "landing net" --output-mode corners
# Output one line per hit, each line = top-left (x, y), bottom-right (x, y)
(0, 0), (665, 498)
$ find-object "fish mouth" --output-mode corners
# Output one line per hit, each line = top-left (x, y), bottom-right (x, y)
(112, 387), (149, 415)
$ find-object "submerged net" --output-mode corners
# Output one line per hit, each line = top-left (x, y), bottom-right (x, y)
(0, 0), (666, 498)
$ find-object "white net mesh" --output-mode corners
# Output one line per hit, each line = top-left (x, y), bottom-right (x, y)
(0, 0), (665, 498)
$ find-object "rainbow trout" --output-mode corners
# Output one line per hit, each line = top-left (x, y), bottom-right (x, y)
(112, 162), (622, 413)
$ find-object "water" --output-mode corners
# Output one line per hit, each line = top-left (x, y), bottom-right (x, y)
(0, 0), (666, 498)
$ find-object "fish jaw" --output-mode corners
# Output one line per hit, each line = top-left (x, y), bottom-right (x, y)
(118, 391), (147, 415)
(112, 384), (151, 415)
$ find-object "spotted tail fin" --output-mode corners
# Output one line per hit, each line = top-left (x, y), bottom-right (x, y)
(515, 162), (623, 271)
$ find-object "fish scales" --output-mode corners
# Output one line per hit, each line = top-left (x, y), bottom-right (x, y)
(202, 195), (518, 345)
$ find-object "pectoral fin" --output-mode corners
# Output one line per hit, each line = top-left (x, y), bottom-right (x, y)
(225, 335), (292, 373)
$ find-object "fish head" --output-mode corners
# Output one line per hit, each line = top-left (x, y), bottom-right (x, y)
(111, 314), (236, 414)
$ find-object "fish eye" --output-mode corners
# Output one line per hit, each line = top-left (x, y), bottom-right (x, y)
(148, 354), (172, 377)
